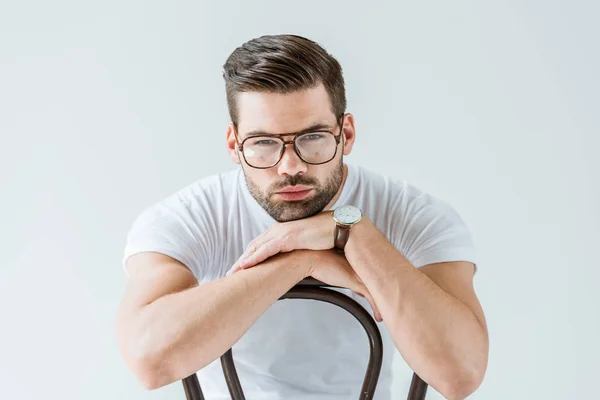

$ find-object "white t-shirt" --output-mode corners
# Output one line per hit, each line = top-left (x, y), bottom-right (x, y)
(122, 163), (477, 400)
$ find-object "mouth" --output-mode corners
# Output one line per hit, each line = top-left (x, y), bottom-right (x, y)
(274, 186), (313, 201)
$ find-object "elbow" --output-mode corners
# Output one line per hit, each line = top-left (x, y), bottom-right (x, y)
(124, 336), (214, 391)
(440, 381), (479, 400)
(135, 368), (167, 391)
(130, 345), (185, 390)
(438, 365), (486, 400)
(141, 374), (173, 391)
(117, 316), (213, 390)
(120, 332), (178, 390)
(116, 307), (194, 390)
(128, 347), (174, 390)
(439, 331), (489, 399)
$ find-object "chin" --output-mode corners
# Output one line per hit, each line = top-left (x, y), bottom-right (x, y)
(272, 203), (325, 222)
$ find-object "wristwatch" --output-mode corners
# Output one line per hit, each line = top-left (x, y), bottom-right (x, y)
(333, 205), (363, 251)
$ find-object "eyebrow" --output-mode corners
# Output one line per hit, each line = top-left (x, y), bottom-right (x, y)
(243, 123), (335, 138)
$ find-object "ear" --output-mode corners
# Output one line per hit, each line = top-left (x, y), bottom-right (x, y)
(226, 123), (241, 164)
(341, 113), (356, 156)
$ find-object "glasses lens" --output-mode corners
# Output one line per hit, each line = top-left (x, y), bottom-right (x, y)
(243, 136), (283, 168)
(295, 132), (337, 164)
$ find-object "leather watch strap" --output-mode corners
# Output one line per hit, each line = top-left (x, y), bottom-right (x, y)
(334, 224), (351, 250)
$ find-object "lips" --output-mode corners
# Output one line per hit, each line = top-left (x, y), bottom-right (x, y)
(276, 186), (313, 194)
(274, 186), (313, 200)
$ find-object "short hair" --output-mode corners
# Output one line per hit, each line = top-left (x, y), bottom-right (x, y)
(222, 34), (346, 126)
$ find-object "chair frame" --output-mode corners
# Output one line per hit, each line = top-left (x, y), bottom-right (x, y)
(181, 278), (429, 400)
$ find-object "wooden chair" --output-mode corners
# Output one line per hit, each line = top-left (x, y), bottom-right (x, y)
(181, 278), (429, 400)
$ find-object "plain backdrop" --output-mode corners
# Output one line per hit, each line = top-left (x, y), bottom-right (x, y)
(1, 1), (598, 399)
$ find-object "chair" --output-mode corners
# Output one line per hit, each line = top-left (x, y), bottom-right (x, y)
(181, 278), (429, 400)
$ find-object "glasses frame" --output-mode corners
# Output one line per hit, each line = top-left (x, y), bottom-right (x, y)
(233, 113), (346, 170)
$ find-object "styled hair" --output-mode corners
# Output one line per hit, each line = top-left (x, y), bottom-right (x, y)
(222, 34), (346, 126)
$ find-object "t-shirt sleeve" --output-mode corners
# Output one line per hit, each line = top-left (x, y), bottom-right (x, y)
(122, 200), (209, 279)
(395, 190), (478, 274)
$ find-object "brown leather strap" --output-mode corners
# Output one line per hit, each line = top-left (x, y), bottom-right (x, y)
(334, 224), (351, 250)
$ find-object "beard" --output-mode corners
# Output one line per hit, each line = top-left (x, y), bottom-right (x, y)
(244, 158), (344, 222)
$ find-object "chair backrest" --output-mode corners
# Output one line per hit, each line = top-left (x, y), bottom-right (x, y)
(182, 278), (429, 400)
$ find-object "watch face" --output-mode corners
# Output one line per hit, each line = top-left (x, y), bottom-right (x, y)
(334, 205), (362, 225)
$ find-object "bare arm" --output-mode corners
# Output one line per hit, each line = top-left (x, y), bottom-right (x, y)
(345, 219), (488, 400)
(116, 251), (311, 390)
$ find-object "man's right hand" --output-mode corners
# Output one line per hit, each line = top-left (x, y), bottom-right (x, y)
(304, 249), (382, 322)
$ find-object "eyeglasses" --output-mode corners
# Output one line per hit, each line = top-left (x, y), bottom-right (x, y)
(234, 114), (345, 169)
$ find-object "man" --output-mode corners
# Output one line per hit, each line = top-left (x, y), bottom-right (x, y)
(116, 34), (488, 400)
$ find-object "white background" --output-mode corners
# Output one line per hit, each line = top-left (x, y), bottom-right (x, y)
(1, 1), (598, 399)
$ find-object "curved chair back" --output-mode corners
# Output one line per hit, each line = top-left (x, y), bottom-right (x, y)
(182, 278), (429, 400)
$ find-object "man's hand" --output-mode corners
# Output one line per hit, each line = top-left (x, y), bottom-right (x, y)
(230, 211), (336, 273)
(308, 249), (382, 322)
(229, 249), (382, 322)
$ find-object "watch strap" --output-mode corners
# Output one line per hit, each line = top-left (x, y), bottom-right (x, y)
(334, 224), (351, 250)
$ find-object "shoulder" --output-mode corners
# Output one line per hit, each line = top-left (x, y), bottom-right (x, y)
(351, 164), (475, 268)
(128, 167), (241, 244)
(163, 167), (240, 211)
(350, 164), (419, 213)
(352, 163), (459, 219)
(129, 168), (240, 227)
(123, 168), (242, 278)
(351, 163), (409, 197)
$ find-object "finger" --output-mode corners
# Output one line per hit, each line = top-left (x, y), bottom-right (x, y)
(233, 243), (259, 270)
(246, 235), (265, 254)
(366, 294), (382, 322)
(227, 260), (252, 276)
(357, 290), (382, 322)
(239, 239), (262, 264)
(239, 225), (277, 264)
(365, 290), (382, 322)
(369, 296), (382, 322)
(226, 266), (239, 276)
(240, 239), (281, 269)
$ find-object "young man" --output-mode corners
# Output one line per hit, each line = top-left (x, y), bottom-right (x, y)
(117, 34), (488, 400)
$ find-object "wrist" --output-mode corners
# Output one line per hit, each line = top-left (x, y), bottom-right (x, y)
(344, 216), (370, 250)
(332, 205), (363, 251)
(298, 249), (319, 278)
(276, 249), (318, 279)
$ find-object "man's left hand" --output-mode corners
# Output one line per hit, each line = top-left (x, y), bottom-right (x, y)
(228, 211), (336, 274)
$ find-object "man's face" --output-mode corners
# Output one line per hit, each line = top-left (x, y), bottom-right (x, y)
(226, 83), (355, 222)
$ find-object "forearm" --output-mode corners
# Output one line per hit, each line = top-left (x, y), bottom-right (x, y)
(134, 253), (308, 389)
(345, 220), (487, 398)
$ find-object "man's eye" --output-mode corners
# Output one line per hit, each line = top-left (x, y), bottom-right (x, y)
(253, 139), (278, 146)
(300, 133), (327, 141)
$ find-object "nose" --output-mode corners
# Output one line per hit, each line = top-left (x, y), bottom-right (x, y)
(277, 142), (307, 177)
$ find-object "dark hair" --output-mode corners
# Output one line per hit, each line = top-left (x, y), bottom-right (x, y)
(222, 34), (346, 126)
